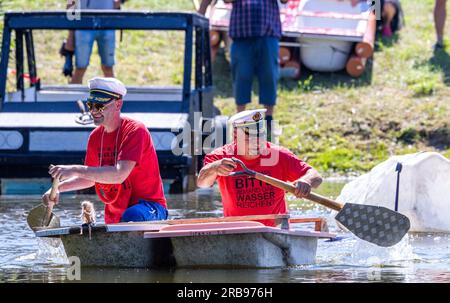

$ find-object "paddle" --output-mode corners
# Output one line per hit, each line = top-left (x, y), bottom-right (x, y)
(75, 99), (93, 125)
(27, 177), (61, 231)
(230, 157), (411, 247)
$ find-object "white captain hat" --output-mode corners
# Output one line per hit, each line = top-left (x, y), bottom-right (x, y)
(228, 109), (267, 129)
(86, 77), (127, 103)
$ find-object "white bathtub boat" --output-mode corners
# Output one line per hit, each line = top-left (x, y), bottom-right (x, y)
(35, 216), (335, 268)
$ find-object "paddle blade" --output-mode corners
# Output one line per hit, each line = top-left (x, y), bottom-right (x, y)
(335, 203), (410, 247)
(27, 204), (61, 232)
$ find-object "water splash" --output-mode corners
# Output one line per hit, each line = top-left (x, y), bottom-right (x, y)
(350, 235), (417, 265)
(35, 238), (69, 265)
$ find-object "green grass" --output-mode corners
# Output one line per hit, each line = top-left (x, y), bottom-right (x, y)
(1, 0), (450, 176)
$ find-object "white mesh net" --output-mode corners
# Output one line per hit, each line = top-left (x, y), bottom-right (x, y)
(337, 152), (450, 233)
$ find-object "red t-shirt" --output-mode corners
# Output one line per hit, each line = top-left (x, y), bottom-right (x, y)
(203, 142), (312, 226)
(85, 117), (166, 223)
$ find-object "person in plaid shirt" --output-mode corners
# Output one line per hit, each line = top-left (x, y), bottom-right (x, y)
(199, 0), (288, 139)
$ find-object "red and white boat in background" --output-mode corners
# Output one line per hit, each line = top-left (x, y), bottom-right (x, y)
(203, 0), (376, 78)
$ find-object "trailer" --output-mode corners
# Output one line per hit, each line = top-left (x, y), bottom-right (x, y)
(203, 0), (376, 78)
(0, 11), (221, 192)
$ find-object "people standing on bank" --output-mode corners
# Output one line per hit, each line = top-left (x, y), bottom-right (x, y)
(61, 0), (121, 84)
(199, 0), (288, 139)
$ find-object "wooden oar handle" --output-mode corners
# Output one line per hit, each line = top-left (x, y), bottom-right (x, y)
(42, 177), (60, 227)
(307, 192), (343, 211)
(254, 173), (343, 211)
(49, 178), (60, 201)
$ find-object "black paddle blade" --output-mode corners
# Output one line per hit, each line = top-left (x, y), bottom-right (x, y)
(335, 203), (410, 247)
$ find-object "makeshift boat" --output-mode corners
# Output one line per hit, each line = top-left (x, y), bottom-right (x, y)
(35, 216), (335, 268)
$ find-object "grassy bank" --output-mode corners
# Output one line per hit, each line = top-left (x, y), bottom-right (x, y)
(1, 0), (449, 176)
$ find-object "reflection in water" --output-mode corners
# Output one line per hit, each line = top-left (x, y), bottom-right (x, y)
(1, 182), (450, 283)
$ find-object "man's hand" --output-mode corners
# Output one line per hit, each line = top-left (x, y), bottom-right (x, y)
(42, 188), (60, 206)
(292, 179), (312, 198)
(49, 165), (80, 181)
(213, 158), (237, 176)
(197, 158), (237, 188)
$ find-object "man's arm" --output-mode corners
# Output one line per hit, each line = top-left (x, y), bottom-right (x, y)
(42, 176), (95, 205)
(49, 160), (136, 185)
(58, 177), (95, 192)
(197, 158), (237, 188)
(66, 0), (74, 9)
(198, 0), (213, 15)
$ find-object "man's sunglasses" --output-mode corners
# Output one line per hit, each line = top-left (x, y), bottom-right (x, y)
(86, 100), (115, 113)
(241, 127), (266, 138)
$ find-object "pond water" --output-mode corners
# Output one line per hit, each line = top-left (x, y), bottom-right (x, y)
(1, 181), (449, 283)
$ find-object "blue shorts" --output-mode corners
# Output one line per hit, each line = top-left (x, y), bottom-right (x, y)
(230, 37), (279, 106)
(75, 30), (116, 68)
(120, 200), (168, 222)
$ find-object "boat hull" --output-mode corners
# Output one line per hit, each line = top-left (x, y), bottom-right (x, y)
(61, 231), (174, 268)
(170, 232), (317, 268)
(36, 220), (334, 268)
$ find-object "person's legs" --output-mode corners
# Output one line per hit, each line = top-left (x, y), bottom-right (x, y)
(256, 37), (279, 140)
(71, 68), (87, 84)
(101, 65), (114, 78)
(382, 2), (397, 37)
(120, 200), (168, 222)
(256, 37), (278, 110)
(264, 106), (274, 117)
(434, 0), (447, 48)
(72, 30), (95, 84)
(211, 44), (220, 63)
(231, 38), (256, 112)
(210, 31), (221, 63)
(62, 30), (75, 52)
(97, 30), (116, 77)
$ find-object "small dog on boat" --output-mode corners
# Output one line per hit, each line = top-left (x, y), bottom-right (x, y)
(80, 201), (96, 239)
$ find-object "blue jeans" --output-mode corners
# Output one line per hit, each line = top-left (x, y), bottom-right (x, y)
(75, 30), (116, 68)
(230, 37), (279, 106)
(120, 200), (168, 222)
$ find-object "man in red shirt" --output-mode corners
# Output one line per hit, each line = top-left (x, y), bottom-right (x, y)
(42, 77), (167, 224)
(197, 109), (322, 226)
